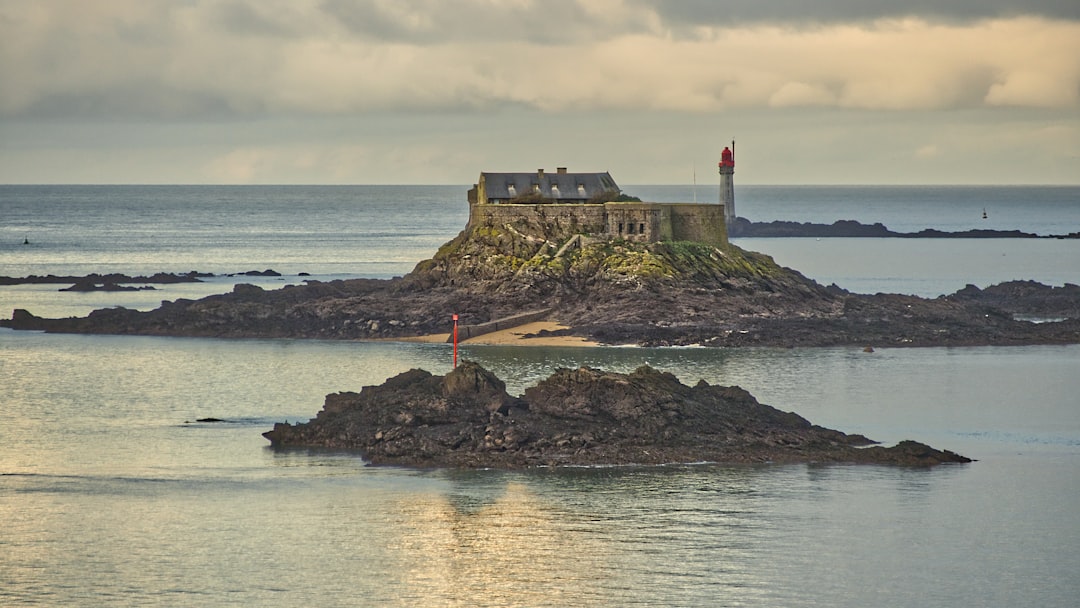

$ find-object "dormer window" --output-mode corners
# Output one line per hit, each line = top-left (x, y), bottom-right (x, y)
(532, 183), (540, 193)
(507, 184), (516, 197)
(577, 184), (586, 196)
(551, 185), (560, 197)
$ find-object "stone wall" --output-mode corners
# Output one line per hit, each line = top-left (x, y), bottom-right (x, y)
(469, 204), (608, 241)
(605, 203), (663, 242)
(667, 204), (727, 246)
(469, 201), (727, 246)
(451, 309), (552, 341)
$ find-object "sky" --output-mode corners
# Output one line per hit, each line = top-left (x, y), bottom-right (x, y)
(1, 0), (1077, 185)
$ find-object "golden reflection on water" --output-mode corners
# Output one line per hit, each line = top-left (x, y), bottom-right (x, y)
(387, 481), (610, 605)
(371, 466), (780, 606)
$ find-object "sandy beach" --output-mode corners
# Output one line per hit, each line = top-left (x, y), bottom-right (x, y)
(400, 321), (600, 347)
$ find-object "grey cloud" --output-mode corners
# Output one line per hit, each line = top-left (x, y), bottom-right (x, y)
(318, 0), (417, 41)
(630, 0), (1080, 26)
(212, 1), (308, 38)
(318, 0), (644, 44)
(16, 84), (248, 122)
(1, 1), (1076, 123)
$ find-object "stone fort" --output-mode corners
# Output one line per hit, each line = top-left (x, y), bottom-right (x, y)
(467, 167), (728, 247)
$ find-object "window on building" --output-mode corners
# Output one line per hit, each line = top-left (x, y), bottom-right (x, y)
(618, 222), (624, 234)
(639, 223), (645, 234)
(628, 223), (635, 234)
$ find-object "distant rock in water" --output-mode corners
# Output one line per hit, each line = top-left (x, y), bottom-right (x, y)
(230, 269), (282, 277)
(1, 271), (209, 286)
(731, 218), (895, 238)
(59, 281), (156, 292)
(730, 217), (1079, 239)
(263, 361), (972, 469)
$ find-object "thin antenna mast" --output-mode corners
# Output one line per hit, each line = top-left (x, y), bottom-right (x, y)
(693, 164), (697, 203)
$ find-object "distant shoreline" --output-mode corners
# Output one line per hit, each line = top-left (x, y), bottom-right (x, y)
(0, 269), (288, 287)
(731, 218), (1080, 239)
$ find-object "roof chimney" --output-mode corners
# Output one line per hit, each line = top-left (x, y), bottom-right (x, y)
(537, 169), (544, 178)
(557, 167), (567, 174)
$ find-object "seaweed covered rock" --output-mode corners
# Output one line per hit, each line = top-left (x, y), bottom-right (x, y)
(6, 213), (1079, 347)
(264, 361), (972, 468)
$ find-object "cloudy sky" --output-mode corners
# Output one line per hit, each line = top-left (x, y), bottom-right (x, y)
(1, 0), (1077, 185)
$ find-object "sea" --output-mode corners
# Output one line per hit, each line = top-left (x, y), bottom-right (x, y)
(1, 185), (1078, 607)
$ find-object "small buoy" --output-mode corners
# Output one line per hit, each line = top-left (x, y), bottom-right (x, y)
(23, 236), (30, 245)
(982, 208), (988, 219)
(863, 345), (874, 353)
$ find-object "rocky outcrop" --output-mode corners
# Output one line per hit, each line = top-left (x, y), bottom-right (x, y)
(947, 281), (1080, 320)
(263, 361), (971, 468)
(0, 271), (213, 286)
(0, 269), (288, 288)
(731, 217), (1080, 239)
(4, 218), (1079, 347)
(59, 281), (157, 292)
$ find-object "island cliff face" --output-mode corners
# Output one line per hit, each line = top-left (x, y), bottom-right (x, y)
(4, 200), (1079, 347)
(263, 361), (971, 468)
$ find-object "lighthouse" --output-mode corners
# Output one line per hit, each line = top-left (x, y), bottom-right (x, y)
(718, 141), (736, 232)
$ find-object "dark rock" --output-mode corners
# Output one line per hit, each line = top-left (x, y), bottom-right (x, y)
(4, 219), (1079, 347)
(8, 309), (44, 329)
(231, 269), (282, 277)
(731, 217), (1078, 239)
(232, 283), (265, 296)
(59, 281), (156, 292)
(1, 271), (207, 286)
(732, 218), (894, 238)
(263, 361), (972, 469)
(945, 281), (1080, 320)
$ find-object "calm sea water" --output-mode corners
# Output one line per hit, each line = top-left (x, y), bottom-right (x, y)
(2, 185), (1079, 606)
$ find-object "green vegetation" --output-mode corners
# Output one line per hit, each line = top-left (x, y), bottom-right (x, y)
(472, 225), (502, 238)
(417, 217), (789, 287)
(601, 248), (671, 278)
(655, 241), (784, 279)
(586, 191), (643, 204)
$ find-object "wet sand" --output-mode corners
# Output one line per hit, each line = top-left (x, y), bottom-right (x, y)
(400, 321), (600, 347)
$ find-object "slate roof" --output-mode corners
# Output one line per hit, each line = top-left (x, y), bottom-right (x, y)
(482, 171), (620, 202)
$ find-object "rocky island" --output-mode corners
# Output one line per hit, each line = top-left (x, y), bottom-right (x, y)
(4, 169), (1079, 347)
(264, 361), (971, 468)
(5, 229), (1078, 347)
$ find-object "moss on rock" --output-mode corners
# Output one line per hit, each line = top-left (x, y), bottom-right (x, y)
(414, 220), (800, 290)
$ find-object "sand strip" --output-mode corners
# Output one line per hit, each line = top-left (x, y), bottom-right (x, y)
(399, 322), (598, 347)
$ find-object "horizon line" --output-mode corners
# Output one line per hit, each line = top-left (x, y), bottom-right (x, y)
(2, 182), (1078, 188)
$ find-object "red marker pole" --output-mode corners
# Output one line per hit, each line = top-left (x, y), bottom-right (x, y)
(452, 314), (459, 367)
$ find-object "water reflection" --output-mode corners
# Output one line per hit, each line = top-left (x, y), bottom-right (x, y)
(4, 332), (1078, 606)
(363, 465), (785, 606)
(383, 477), (607, 605)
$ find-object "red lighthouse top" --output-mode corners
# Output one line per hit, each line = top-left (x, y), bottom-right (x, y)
(719, 146), (735, 168)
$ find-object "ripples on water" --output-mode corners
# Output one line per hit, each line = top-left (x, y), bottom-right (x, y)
(2, 185), (1079, 606)
(2, 332), (1078, 606)
(0, 460), (982, 606)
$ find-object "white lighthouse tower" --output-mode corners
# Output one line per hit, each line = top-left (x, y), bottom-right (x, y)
(718, 141), (736, 233)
